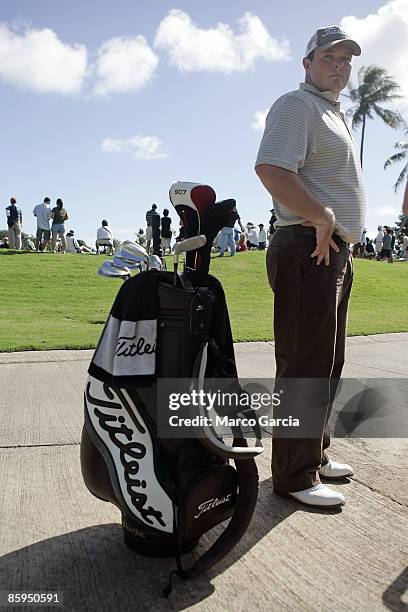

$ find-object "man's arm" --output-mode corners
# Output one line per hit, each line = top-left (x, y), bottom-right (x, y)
(255, 164), (338, 265)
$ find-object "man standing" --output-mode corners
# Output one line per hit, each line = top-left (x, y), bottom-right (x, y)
(33, 197), (51, 251)
(374, 226), (384, 256)
(145, 203), (157, 254)
(258, 224), (267, 250)
(219, 225), (236, 257)
(256, 26), (365, 508)
(160, 209), (172, 255)
(6, 197), (23, 250)
(219, 217), (246, 256)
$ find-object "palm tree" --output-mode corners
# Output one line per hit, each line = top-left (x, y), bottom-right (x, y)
(384, 129), (408, 192)
(346, 65), (403, 168)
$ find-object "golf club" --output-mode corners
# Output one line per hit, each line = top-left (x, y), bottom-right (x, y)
(115, 241), (149, 271)
(148, 254), (163, 271)
(173, 235), (206, 285)
(98, 260), (131, 280)
(121, 241), (148, 260)
(170, 182), (216, 269)
(113, 254), (144, 272)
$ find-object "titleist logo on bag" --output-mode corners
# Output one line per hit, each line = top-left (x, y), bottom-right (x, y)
(85, 376), (174, 532)
(93, 316), (157, 376)
(194, 494), (233, 519)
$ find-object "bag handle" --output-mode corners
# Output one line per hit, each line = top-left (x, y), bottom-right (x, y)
(192, 342), (264, 458)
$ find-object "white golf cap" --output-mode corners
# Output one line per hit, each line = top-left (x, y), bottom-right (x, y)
(305, 25), (361, 58)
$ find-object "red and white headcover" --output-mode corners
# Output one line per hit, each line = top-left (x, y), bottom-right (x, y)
(169, 182), (216, 214)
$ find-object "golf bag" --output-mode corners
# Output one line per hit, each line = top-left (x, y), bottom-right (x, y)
(80, 183), (263, 593)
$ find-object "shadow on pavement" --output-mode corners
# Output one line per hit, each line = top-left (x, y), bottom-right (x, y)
(382, 566), (408, 612)
(0, 478), (335, 610)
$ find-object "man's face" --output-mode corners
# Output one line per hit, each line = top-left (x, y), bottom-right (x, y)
(303, 42), (353, 96)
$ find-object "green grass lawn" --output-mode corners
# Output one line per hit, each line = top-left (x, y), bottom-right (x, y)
(0, 250), (407, 351)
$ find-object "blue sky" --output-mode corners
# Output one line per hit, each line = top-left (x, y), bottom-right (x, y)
(1, 0), (407, 245)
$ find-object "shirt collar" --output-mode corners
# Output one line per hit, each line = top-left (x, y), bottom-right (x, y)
(299, 82), (340, 108)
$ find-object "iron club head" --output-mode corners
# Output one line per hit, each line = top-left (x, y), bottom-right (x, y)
(98, 260), (131, 280)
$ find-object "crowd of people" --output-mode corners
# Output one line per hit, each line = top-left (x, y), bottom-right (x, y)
(2, 196), (407, 262)
(352, 223), (408, 261)
(142, 203), (276, 257)
(1, 196), (114, 254)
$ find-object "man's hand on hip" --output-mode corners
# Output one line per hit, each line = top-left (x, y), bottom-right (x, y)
(303, 208), (339, 266)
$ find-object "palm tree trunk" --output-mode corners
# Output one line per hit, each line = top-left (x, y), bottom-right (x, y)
(360, 114), (366, 168)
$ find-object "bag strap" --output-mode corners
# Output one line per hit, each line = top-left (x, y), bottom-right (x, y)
(163, 443), (258, 597)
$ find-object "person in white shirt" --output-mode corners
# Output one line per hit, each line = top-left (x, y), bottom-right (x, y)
(33, 197), (52, 251)
(247, 223), (259, 249)
(401, 235), (408, 259)
(66, 230), (92, 253)
(258, 224), (267, 249)
(374, 226), (384, 255)
(96, 220), (113, 255)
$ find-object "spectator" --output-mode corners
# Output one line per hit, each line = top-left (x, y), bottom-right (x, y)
(66, 230), (92, 253)
(390, 229), (396, 252)
(0, 236), (9, 249)
(258, 223), (267, 249)
(5, 197), (22, 250)
(374, 226), (384, 255)
(33, 197), (51, 252)
(219, 224), (236, 257)
(401, 234), (408, 259)
(160, 209), (172, 255)
(365, 237), (375, 258)
(25, 236), (36, 251)
(51, 198), (68, 253)
(247, 223), (259, 249)
(176, 221), (187, 243)
(358, 228), (367, 257)
(96, 220), (113, 255)
(145, 203), (157, 253)
(136, 228), (146, 247)
(380, 228), (393, 262)
(236, 233), (248, 252)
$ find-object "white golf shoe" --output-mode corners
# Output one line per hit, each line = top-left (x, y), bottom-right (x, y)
(319, 461), (354, 480)
(288, 484), (345, 508)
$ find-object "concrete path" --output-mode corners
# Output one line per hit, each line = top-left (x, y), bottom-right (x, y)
(0, 334), (407, 611)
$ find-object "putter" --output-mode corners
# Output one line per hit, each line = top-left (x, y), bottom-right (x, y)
(98, 260), (131, 280)
(173, 235), (206, 286)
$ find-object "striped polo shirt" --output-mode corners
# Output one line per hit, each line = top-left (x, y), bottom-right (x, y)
(255, 82), (365, 243)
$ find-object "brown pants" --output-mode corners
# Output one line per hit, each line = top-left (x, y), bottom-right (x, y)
(8, 223), (22, 250)
(266, 225), (353, 493)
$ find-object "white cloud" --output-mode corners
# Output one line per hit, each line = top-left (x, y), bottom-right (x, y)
(377, 206), (399, 215)
(252, 108), (269, 131)
(101, 135), (168, 160)
(93, 36), (158, 96)
(154, 9), (290, 73)
(341, 0), (408, 102)
(0, 23), (87, 94)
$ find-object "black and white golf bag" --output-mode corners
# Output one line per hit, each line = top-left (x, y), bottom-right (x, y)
(80, 183), (263, 594)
